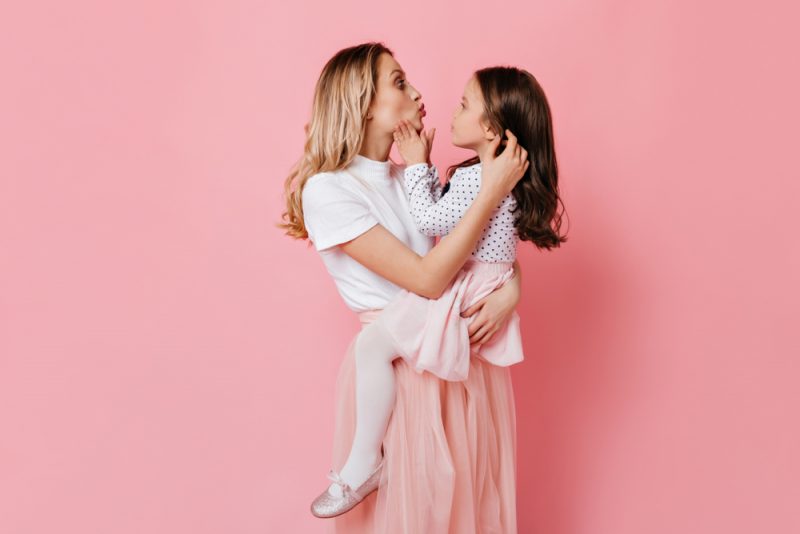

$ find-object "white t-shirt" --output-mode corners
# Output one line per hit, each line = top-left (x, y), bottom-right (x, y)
(301, 154), (435, 312)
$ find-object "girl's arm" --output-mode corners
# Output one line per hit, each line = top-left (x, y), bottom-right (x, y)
(403, 163), (460, 237)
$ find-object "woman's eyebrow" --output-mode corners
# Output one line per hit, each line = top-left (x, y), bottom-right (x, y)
(390, 69), (404, 77)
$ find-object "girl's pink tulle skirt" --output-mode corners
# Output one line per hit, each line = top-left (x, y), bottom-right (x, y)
(327, 306), (519, 534)
(375, 258), (525, 381)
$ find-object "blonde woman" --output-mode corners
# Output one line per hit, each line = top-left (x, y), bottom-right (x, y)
(281, 42), (525, 532)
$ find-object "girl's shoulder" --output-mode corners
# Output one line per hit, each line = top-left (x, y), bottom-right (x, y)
(448, 163), (482, 187)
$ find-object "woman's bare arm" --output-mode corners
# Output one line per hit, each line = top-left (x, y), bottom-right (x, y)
(339, 190), (502, 299)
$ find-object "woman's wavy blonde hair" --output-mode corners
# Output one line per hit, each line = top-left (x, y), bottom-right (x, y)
(278, 42), (393, 240)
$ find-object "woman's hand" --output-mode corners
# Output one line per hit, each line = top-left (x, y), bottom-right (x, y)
(393, 119), (435, 166)
(461, 261), (522, 348)
(478, 130), (529, 205)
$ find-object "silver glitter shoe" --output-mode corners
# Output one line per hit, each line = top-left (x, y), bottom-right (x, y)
(310, 458), (385, 518)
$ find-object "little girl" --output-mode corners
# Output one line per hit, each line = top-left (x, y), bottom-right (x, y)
(311, 66), (566, 518)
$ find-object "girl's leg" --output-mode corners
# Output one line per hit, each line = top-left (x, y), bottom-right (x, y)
(328, 320), (398, 498)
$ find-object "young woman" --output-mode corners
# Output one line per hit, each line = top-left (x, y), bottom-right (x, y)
(281, 42), (527, 533)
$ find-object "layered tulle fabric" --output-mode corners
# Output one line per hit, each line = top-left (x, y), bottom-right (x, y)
(375, 259), (525, 381)
(326, 309), (519, 534)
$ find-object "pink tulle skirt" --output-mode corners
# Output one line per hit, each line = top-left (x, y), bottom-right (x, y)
(375, 258), (525, 381)
(327, 308), (519, 534)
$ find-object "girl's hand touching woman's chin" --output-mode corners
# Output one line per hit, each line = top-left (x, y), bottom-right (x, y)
(393, 119), (436, 166)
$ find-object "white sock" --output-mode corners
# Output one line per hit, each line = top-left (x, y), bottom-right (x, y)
(328, 321), (398, 498)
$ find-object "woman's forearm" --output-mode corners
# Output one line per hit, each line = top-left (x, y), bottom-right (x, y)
(417, 193), (499, 298)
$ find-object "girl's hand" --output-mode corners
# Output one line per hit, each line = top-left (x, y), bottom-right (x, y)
(478, 129), (529, 205)
(393, 119), (435, 166)
(461, 264), (521, 348)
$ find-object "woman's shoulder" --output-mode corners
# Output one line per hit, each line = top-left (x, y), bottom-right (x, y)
(305, 167), (364, 190)
(303, 170), (347, 203)
(302, 169), (371, 210)
(305, 168), (344, 186)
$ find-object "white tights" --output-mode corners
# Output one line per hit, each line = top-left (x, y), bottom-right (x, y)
(327, 320), (399, 498)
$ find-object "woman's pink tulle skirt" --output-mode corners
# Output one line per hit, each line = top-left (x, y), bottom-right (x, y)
(327, 309), (519, 534)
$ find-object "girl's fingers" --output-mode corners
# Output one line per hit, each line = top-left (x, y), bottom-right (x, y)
(427, 128), (436, 153)
(395, 123), (407, 141)
(407, 120), (420, 139)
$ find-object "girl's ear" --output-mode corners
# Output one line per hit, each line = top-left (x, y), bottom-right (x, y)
(480, 117), (499, 141)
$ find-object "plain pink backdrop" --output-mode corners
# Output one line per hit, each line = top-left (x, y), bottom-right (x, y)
(2, 1), (798, 533)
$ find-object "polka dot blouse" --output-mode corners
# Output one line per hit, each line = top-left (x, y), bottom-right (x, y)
(404, 162), (519, 263)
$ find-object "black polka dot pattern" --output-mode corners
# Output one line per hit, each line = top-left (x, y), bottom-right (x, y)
(403, 162), (519, 262)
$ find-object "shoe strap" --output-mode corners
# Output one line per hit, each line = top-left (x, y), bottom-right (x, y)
(327, 470), (363, 501)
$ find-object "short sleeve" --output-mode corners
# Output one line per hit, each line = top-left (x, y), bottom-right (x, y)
(301, 175), (379, 251)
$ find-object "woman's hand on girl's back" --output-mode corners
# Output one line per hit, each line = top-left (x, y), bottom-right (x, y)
(394, 119), (435, 166)
(478, 130), (529, 204)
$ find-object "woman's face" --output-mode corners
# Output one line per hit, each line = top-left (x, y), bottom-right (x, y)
(368, 53), (425, 134)
(451, 75), (495, 150)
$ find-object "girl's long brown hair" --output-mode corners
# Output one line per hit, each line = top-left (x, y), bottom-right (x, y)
(447, 67), (568, 250)
(278, 42), (393, 239)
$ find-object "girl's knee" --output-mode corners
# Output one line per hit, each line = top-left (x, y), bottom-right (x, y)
(355, 323), (398, 366)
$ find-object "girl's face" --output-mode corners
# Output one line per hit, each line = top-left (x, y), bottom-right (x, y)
(451, 76), (495, 150)
(368, 53), (425, 134)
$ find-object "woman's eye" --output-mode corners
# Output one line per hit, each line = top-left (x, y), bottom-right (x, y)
(397, 79), (405, 87)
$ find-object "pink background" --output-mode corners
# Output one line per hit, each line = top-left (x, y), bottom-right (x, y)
(2, 1), (798, 533)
